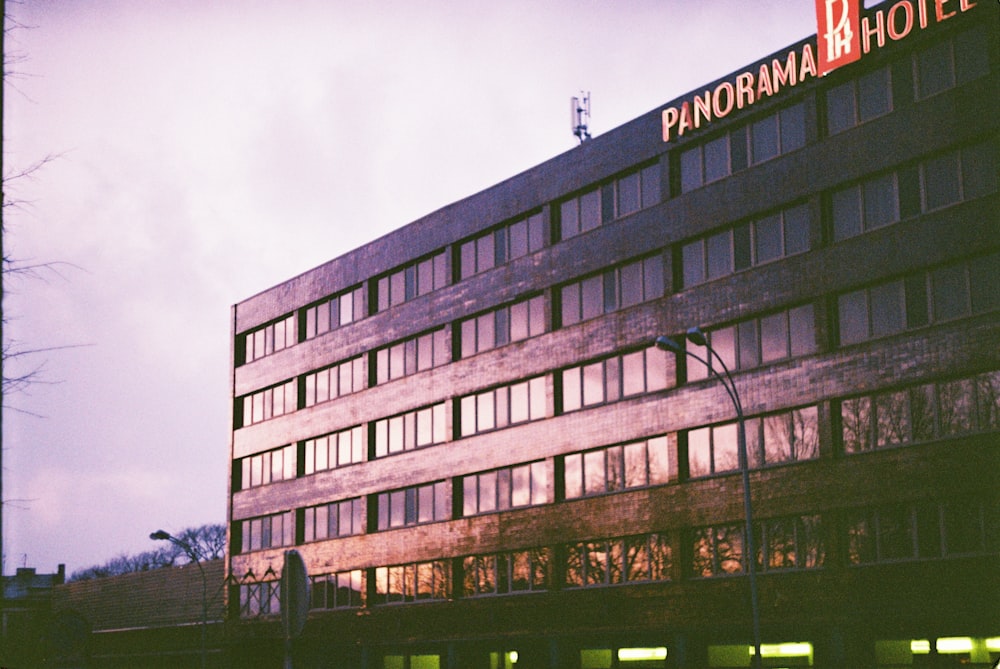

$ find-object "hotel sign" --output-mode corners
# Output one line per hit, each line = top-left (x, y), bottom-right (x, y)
(662, 0), (979, 142)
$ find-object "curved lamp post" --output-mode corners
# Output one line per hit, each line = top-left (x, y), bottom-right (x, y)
(151, 530), (208, 669)
(655, 328), (762, 669)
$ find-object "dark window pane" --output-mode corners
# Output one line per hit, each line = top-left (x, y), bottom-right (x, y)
(641, 163), (661, 207)
(955, 26), (990, 84)
(706, 231), (732, 279)
(876, 390), (910, 447)
(601, 182), (615, 223)
(680, 147), (703, 193)
(917, 40), (954, 99)
(751, 114), (779, 164)
(581, 275), (603, 320)
(560, 199), (578, 240)
(939, 379), (975, 435)
(962, 143), (999, 200)
(839, 290), (869, 345)
(780, 103), (806, 152)
(969, 253), (1000, 314)
(870, 281), (905, 337)
(644, 255), (664, 299)
(863, 173), (898, 229)
(704, 135), (730, 183)
(904, 275), (929, 328)
(783, 204), (811, 255)
(618, 171), (640, 216)
(755, 214), (782, 264)
(826, 81), (856, 135)
(561, 284), (580, 327)
(620, 261), (643, 308)
(931, 264), (969, 322)
(923, 151), (961, 210)
(738, 320), (760, 368)
(858, 67), (891, 122)
(730, 126), (748, 172)
(682, 240), (705, 288)
(733, 223), (751, 271)
(788, 304), (815, 356)
(580, 190), (601, 232)
(878, 506), (915, 560)
(509, 220), (527, 259)
(832, 186), (862, 241)
(527, 213), (545, 251)
(943, 501), (982, 555)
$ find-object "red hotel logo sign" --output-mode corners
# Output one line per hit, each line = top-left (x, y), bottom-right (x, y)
(662, 0), (979, 142)
(816, 0), (862, 75)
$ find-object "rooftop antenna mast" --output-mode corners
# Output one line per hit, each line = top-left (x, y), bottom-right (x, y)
(571, 92), (591, 143)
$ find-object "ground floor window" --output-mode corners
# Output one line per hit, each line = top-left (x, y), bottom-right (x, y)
(581, 647), (669, 668)
(383, 654), (440, 669)
(708, 642), (812, 667)
(875, 637), (1000, 668)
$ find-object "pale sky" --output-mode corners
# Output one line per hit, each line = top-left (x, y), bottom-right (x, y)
(3, 0), (816, 575)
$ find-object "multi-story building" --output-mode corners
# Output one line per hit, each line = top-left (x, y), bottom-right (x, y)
(227, 2), (999, 667)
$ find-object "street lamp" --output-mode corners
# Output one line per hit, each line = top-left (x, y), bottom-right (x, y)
(655, 328), (762, 669)
(150, 530), (208, 669)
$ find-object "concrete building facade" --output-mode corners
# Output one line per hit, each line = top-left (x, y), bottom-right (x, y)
(227, 2), (999, 667)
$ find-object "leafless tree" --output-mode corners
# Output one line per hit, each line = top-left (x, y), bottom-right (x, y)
(67, 524), (227, 582)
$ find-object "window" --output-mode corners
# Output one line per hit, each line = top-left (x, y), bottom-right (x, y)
(565, 533), (671, 588)
(373, 402), (447, 458)
(459, 212), (546, 279)
(914, 26), (991, 100)
(685, 305), (816, 382)
(303, 498), (364, 542)
(847, 499), (1000, 564)
(689, 524), (745, 577)
(376, 481), (450, 531)
(561, 347), (671, 413)
(303, 285), (365, 341)
(679, 102), (807, 193)
(374, 328), (449, 384)
(841, 370), (1000, 453)
(239, 581), (280, 618)
(373, 560), (451, 604)
(375, 250), (448, 312)
(831, 143), (997, 242)
(838, 254), (1000, 345)
(560, 255), (665, 327)
(563, 435), (675, 500)
(240, 313), (296, 366)
(559, 164), (661, 240)
(463, 548), (551, 596)
(826, 65), (893, 135)
(459, 376), (546, 437)
(681, 203), (810, 287)
(462, 461), (549, 516)
(238, 379), (297, 428)
(460, 295), (545, 358)
(687, 407), (819, 477)
(310, 570), (366, 609)
(304, 425), (365, 475)
(238, 444), (296, 491)
(303, 356), (365, 408)
(238, 511), (294, 553)
(756, 515), (825, 571)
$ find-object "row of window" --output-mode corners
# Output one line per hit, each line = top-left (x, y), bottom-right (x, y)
(459, 211), (546, 280)
(237, 366), (1000, 501)
(832, 142), (996, 242)
(559, 254), (665, 327)
(558, 163), (661, 241)
(841, 370), (1000, 452)
(238, 497), (999, 615)
(838, 252), (999, 346)
(235, 241), (1000, 428)
(825, 26), (989, 137)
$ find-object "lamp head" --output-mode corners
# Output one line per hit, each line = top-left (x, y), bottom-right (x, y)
(150, 530), (171, 541)
(654, 335), (682, 353)
(685, 327), (707, 347)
